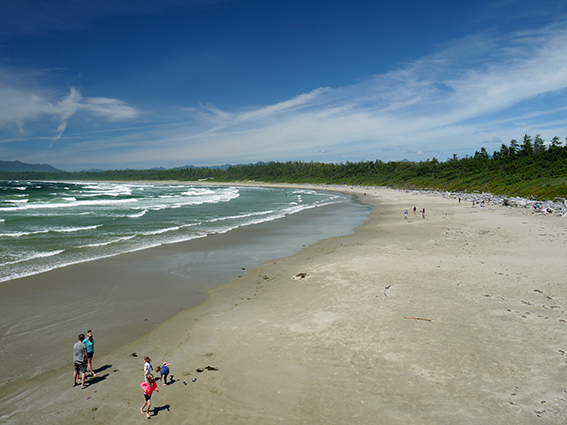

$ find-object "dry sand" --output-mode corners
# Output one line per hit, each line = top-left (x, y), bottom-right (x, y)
(2, 186), (566, 424)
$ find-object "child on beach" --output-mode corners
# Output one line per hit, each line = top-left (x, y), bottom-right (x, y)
(143, 356), (153, 380)
(155, 362), (172, 386)
(140, 373), (158, 419)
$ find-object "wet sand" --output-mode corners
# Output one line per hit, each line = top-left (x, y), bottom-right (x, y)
(1, 185), (566, 424)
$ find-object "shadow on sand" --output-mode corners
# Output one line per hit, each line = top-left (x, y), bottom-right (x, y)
(152, 404), (171, 417)
(82, 365), (112, 388)
(94, 364), (112, 373)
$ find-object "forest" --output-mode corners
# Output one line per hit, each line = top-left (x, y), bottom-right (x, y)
(2, 134), (566, 201)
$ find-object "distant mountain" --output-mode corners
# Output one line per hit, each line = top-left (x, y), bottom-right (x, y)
(0, 160), (63, 173)
(80, 169), (105, 173)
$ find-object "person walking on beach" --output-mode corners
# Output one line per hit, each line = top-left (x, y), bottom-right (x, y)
(73, 333), (87, 389)
(404, 209), (408, 220)
(422, 208), (426, 219)
(413, 206), (417, 215)
(143, 356), (153, 380)
(155, 362), (172, 386)
(83, 330), (97, 377)
(140, 373), (159, 419)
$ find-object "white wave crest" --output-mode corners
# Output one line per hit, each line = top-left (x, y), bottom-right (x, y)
(1, 249), (65, 267)
(0, 198), (137, 211)
(51, 224), (103, 233)
(127, 209), (148, 218)
(207, 210), (274, 223)
(180, 188), (216, 196)
(141, 226), (181, 236)
(78, 235), (136, 248)
(0, 229), (49, 237)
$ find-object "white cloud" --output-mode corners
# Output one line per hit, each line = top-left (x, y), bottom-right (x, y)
(53, 87), (82, 142)
(80, 97), (140, 121)
(0, 67), (140, 143)
(0, 70), (54, 127)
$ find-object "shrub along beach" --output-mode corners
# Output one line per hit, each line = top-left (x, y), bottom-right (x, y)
(1, 182), (566, 424)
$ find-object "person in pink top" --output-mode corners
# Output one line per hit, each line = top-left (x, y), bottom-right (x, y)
(140, 374), (159, 419)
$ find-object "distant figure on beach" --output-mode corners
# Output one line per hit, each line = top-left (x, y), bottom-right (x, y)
(155, 361), (172, 386)
(458, 198), (461, 204)
(413, 206), (416, 215)
(73, 333), (87, 389)
(140, 373), (159, 419)
(144, 356), (153, 380)
(422, 208), (425, 219)
(83, 330), (97, 378)
(404, 209), (408, 220)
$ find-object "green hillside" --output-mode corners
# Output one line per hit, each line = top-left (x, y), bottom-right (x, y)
(2, 134), (566, 201)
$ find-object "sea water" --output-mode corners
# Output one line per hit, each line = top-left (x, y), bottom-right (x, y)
(0, 180), (362, 283)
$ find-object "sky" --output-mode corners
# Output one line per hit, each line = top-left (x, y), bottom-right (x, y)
(1, 0), (567, 171)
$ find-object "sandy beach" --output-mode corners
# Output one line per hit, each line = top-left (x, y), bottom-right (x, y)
(2, 186), (566, 424)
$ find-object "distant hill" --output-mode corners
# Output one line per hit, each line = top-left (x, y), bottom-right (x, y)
(0, 160), (63, 173)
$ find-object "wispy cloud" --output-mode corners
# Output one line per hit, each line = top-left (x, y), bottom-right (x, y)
(152, 23), (567, 164)
(53, 87), (81, 142)
(0, 67), (140, 146)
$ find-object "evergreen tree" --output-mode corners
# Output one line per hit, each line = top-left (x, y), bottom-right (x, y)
(520, 134), (533, 155)
(509, 139), (519, 155)
(533, 134), (545, 152)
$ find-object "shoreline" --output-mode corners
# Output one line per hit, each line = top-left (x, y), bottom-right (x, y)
(2, 185), (567, 424)
(0, 186), (368, 399)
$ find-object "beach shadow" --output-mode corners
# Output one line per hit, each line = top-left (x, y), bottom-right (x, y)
(87, 373), (109, 386)
(94, 364), (112, 374)
(158, 375), (177, 386)
(152, 404), (171, 417)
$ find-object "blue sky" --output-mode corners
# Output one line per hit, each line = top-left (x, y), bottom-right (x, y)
(1, 0), (566, 171)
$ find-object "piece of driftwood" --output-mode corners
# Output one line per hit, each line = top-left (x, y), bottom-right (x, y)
(404, 316), (432, 321)
(196, 366), (219, 373)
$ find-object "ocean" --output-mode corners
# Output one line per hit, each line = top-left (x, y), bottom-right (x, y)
(0, 180), (362, 283)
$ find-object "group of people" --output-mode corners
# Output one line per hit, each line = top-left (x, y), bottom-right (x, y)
(72, 332), (172, 419)
(405, 206), (426, 219)
(140, 356), (172, 419)
(72, 331), (96, 389)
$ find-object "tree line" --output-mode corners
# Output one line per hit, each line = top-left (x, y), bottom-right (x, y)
(2, 134), (566, 200)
